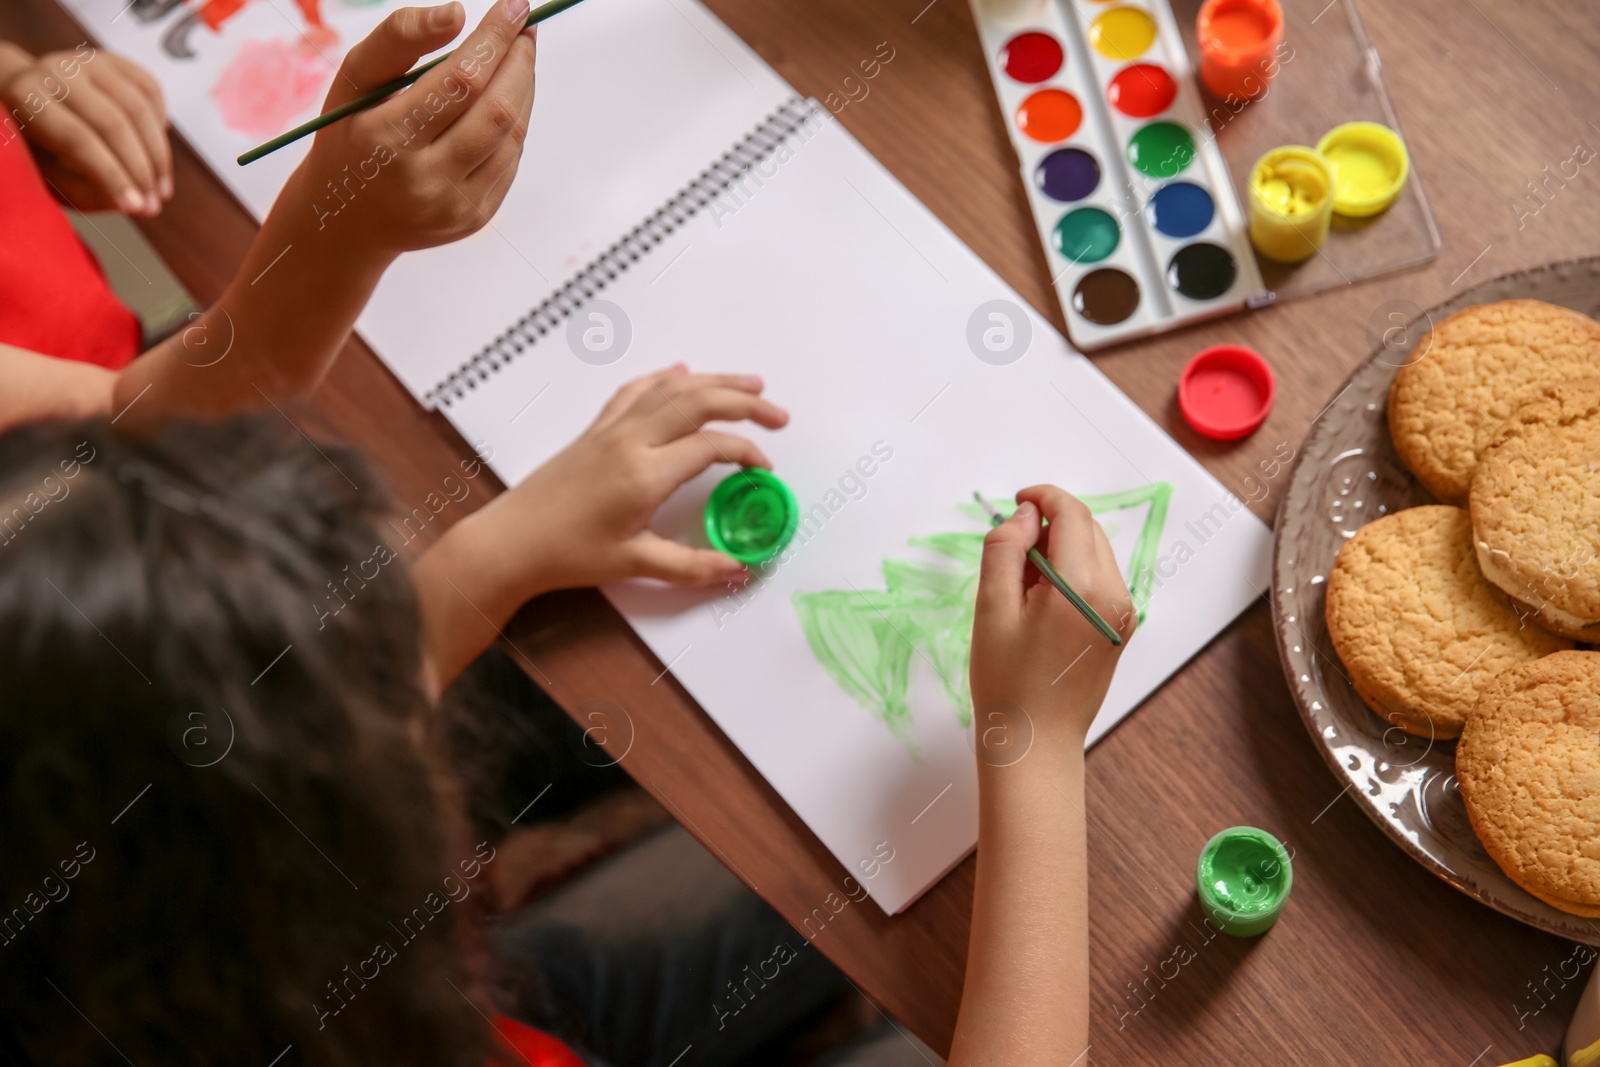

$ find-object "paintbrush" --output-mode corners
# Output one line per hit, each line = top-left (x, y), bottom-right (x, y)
(972, 491), (1123, 646)
(237, 0), (590, 166)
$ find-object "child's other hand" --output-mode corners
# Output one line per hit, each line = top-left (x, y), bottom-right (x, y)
(299, 1), (537, 256)
(482, 365), (790, 592)
(0, 44), (172, 216)
(970, 485), (1135, 749)
(413, 365), (786, 690)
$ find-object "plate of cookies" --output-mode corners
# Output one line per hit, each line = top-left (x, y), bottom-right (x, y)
(1273, 257), (1600, 941)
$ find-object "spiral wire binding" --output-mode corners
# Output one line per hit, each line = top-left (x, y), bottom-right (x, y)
(426, 97), (819, 408)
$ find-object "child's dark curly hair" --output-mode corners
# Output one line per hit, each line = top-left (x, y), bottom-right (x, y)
(0, 415), (494, 1066)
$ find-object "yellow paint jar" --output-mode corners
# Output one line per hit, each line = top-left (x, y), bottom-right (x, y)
(1247, 145), (1335, 263)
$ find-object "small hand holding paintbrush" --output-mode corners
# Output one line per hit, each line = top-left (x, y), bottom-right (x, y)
(973, 491), (1123, 646)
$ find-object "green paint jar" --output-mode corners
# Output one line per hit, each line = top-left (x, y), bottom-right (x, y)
(704, 468), (798, 566)
(1195, 826), (1292, 937)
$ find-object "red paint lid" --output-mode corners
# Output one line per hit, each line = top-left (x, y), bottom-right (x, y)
(1178, 345), (1274, 440)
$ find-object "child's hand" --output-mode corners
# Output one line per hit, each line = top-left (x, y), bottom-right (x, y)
(296, 1), (537, 256)
(0, 43), (172, 216)
(969, 485), (1135, 748)
(414, 365), (788, 688)
(484, 364), (789, 591)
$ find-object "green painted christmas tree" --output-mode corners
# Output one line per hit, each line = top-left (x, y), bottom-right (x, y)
(793, 485), (1171, 756)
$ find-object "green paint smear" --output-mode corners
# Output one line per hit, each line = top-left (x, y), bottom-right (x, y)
(793, 484), (1172, 755)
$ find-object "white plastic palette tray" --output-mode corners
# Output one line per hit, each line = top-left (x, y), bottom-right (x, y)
(970, 0), (1263, 350)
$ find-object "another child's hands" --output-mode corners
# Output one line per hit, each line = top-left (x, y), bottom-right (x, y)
(297, 1), (537, 257)
(0, 43), (172, 216)
(970, 485), (1135, 749)
(481, 364), (790, 593)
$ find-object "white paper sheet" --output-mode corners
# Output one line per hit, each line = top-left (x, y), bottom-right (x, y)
(59, 0), (791, 399)
(440, 113), (1274, 914)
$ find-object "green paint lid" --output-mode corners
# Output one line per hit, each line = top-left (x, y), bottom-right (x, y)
(1195, 826), (1292, 937)
(704, 468), (798, 566)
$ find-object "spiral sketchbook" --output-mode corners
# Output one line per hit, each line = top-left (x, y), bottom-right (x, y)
(434, 101), (1273, 914)
(68, 0), (1272, 913)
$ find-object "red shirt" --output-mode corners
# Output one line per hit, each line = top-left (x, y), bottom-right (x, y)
(0, 128), (142, 368)
(491, 1015), (585, 1067)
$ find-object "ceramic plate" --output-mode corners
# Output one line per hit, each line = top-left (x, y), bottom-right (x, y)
(1272, 257), (1600, 945)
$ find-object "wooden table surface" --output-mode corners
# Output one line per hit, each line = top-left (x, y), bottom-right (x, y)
(9, 0), (1600, 1060)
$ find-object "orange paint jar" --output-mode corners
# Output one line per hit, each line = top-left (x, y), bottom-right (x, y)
(1196, 0), (1284, 101)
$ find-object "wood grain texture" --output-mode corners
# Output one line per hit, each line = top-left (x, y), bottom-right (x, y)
(7, 0), (1599, 1058)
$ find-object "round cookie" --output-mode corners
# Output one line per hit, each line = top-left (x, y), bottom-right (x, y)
(1325, 506), (1572, 739)
(1456, 650), (1600, 918)
(1470, 380), (1600, 642)
(1388, 300), (1600, 505)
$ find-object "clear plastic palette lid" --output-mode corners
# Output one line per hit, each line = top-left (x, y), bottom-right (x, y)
(1170, 0), (1443, 305)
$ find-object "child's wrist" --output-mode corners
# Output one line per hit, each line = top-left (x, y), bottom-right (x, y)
(972, 686), (1094, 740)
(452, 502), (559, 606)
(1025, 716), (1091, 766)
(277, 162), (400, 274)
(971, 693), (1089, 771)
(0, 43), (33, 87)
(976, 729), (1085, 807)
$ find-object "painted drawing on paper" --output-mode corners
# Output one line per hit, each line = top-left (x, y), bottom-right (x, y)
(210, 38), (333, 137)
(129, 0), (335, 60)
(126, 0), (382, 137)
(792, 484), (1171, 756)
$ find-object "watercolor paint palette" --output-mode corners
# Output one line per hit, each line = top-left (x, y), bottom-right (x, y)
(970, 0), (1264, 349)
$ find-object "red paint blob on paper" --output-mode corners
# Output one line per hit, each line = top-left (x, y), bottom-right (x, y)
(211, 38), (334, 139)
(1107, 63), (1177, 118)
(999, 32), (1064, 84)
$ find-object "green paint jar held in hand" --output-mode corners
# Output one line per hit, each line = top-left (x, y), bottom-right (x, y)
(704, 468), (798, 567)
(1195, 826), (1293, 937)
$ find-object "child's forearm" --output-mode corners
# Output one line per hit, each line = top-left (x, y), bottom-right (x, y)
(411, 504), (555, 698)
(948, 734), (1092, 1066)
(0, 342), (116, 433)
(110, 163), (393, 428)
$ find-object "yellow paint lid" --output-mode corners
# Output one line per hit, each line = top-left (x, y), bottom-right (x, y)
(1316, 121), (1409, 217)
